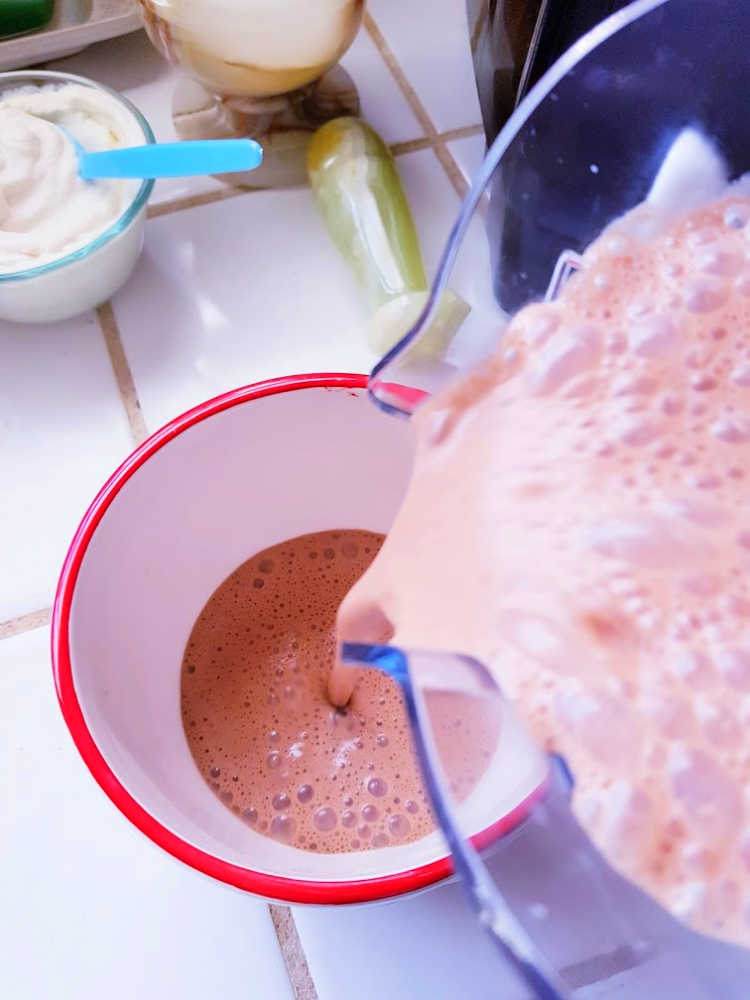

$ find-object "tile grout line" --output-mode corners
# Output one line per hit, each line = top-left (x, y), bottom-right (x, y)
(1, 312), (145, 646)
(269, 904), (319, 1000)
(146, 126), (483, 220)
(430, 143), (469, 199)
(147, 184), (268, 219)
(390, 123), (483, 157)
(0, 607), (52, 642)
(363, 10), (470, 199)
(363, 11), (436, 137)
(96, 302), (149, 447)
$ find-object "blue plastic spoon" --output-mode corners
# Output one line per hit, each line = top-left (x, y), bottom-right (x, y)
(58, 127), (262, 180)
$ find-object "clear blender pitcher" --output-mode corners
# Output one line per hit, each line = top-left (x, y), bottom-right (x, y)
(343, 0), (750, 995)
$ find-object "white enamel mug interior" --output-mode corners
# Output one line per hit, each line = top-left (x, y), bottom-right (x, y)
(53, 375), (544, 903)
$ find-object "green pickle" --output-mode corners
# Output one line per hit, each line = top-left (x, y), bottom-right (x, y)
(307, 117), (469, 359)
(0, 0), (55, 39)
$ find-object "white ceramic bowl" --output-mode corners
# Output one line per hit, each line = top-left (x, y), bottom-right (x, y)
(0, 70), (154, 324)
(52, 375), (545, 903)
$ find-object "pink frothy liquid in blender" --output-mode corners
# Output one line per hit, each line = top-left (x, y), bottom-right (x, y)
(332, 189), (750, 946)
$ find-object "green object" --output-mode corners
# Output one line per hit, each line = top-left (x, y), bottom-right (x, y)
(0, 0), (55, 39)
(307, 117), (470, 358)
(307, 117), (427, 312)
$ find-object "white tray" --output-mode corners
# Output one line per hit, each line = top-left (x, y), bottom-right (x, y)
(0, 0), (140, 71)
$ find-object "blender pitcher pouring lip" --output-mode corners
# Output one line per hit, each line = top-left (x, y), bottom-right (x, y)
(341, 643), (750, 999)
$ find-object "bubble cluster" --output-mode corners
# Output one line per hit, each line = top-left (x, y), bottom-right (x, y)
(181, 530), (492, 856)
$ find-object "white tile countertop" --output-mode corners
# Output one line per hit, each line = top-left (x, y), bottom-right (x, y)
(0, 3), (559, 998)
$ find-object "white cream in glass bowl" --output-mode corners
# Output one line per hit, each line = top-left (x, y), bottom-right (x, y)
(0, 70), (155, 324)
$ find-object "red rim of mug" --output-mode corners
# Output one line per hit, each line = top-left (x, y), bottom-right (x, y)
(51, 373), (544, 904)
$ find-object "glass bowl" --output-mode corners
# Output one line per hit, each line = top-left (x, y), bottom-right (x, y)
(0, 70), (155, 325)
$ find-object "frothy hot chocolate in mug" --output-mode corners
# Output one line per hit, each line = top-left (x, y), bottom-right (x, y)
(181, 530), (497, 853)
